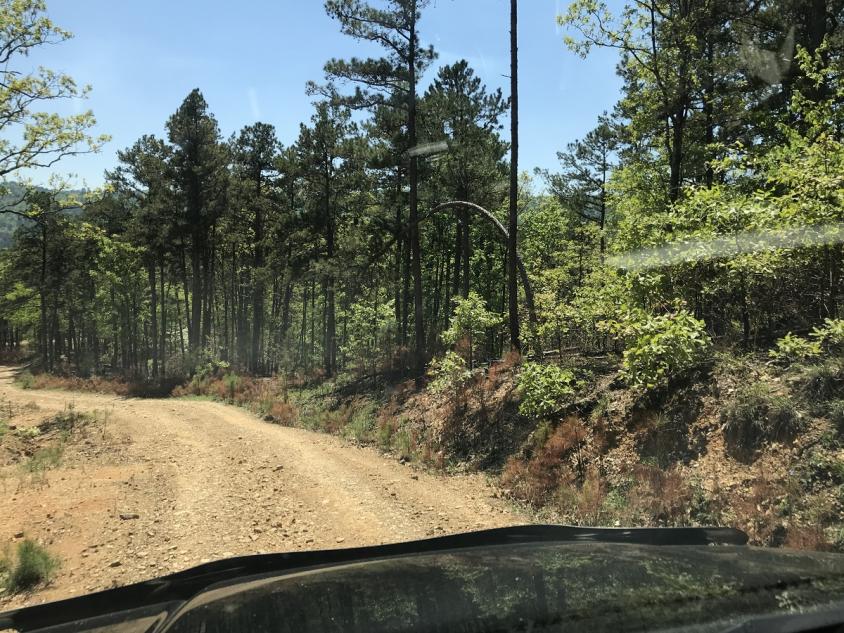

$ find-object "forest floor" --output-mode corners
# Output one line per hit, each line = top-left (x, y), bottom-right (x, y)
(0, 366), (522, 611)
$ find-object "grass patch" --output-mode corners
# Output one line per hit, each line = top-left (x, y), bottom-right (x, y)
(795, 448), (844, 491)
(15, 425), (40, 439)
(23, 445), (63, 473)
(39, 405), (90, 435)
(8, 406), (94, 481)
(829, 400), (844, 435)
(0, 539), (59, 593)
(377, 417), (396, 450)
(341, 399), (377, 442)
(501, 418), (588, 506)
(268, 400), (297, 425)
(15, 372), (130, 395)
(176, 394), (216, 402)
(721, 383), (803, 459)
(393, 427), (415, 461)
(17, 370), (35, 389)
(796, 360), (844, 413)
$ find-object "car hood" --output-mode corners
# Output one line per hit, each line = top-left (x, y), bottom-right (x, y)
(3, 525), (844, 633)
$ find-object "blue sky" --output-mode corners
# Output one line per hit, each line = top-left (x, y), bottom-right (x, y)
(24, 0), (623, 188)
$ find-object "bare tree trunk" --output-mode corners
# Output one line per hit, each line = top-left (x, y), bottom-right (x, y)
(393, 167), (403, 347)
(190, 238), (203, 356)
(176, 287), (186, 364)
(452, 219), (463, 299)
(160, 260), (167, 376)
(310, 279), (316, 367)
(507, 0), (521, 352)
(427, 201), (536, 324)
(148, 261), (159, 377)
(460, 209), (471, 298)
(408, 0), (425, 375)
(39, 224), (48, 370)
(251, 177), (264, 373)
(323, 158), (337, 377)
(299, 284), (308, 366)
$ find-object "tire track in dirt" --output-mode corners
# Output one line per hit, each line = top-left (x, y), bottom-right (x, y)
(0, 367), (523, 609)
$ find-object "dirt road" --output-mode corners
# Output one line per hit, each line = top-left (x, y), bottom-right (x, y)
(0, 367), (523, 609)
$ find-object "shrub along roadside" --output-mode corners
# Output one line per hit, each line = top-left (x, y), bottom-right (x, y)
(516, 362), (578, 420)
(0, 539), (59, 594)
(500, 419), (717, 529)
(15, 370), (182, 398)
(795, 359), (844, 414)
(721, 383), (802, 459)
(769, 319), (844, 366)
(605, 309), (711, 394)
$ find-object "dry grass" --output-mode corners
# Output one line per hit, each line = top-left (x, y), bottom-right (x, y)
(487, 351), (521, 384)
(18, 372), (130, 395)
(556, 468), (608, 524)
(721, 382), (802, 459)
(501, 418), (588, 506)
(784, 525), (834, 551)
(16, 371), (183, 398)
(622, 464), (697, 525)
(0, 348), (30, 364)
(269, 401), (297, 425)
(176, 373), (262, 402)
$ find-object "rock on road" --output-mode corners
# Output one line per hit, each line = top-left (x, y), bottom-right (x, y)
(0, 367), (523, 609)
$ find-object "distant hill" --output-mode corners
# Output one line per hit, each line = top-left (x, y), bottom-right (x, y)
(0, 182), (88, 249)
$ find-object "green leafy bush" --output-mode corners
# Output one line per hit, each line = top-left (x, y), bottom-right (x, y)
(517, 362), (577, 419)
(194, 358), (230, 381)
(17, 370), (34, 389)
(441, 292), (502, 369)
(340, 298), (395, 376)
(618, 310), (711, 392)
(341, 399), (377, 442)
(811, 318), (844, 352)
(5, 539), (59, 592)
(390, 424), (415, 461)
(222, 373), (241, 401)
(722, 383), (803, 457)
(769, 333), (821, 365)
(428, 351), (471, 395)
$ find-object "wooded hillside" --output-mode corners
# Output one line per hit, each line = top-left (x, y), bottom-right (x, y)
(0, 0), (841, 390)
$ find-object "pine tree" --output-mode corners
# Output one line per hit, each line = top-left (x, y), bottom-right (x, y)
(166, 89), (227, 361)
(313, 0), (436, 375)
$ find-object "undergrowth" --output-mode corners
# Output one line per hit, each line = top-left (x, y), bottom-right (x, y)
(15, 370), (181, 398)
(0, 539), (59, 594)
(721, 383), (802, 459)
(14, 345), (844, 553)
(499, 352), (844, 551)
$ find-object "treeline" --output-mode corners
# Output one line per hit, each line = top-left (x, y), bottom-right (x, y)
(1, 0), (843, 384)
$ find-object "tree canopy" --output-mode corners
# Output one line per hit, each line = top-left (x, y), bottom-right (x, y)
(0, 0), (841, 392)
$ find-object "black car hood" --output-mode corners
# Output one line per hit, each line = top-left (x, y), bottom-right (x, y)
(3, 525), (844, 633)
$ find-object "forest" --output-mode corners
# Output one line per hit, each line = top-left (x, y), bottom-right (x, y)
(2, 0), (844, 550)
(0, 0), (841, 388)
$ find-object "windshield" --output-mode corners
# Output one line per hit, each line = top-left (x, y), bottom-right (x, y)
(0, 0), (843, 629)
